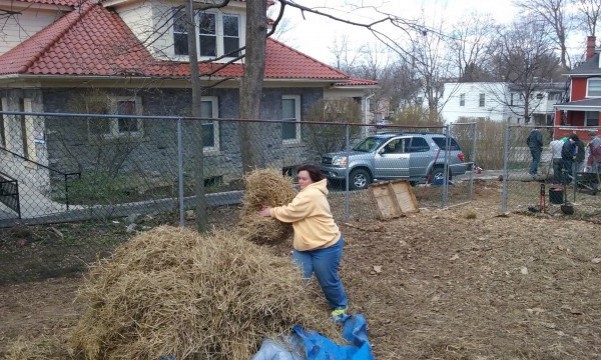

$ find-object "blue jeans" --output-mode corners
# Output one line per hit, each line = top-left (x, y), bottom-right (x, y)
(529, 148), (542, 175)
(552, 158), (563, 183)
(293, 237), (348, 310)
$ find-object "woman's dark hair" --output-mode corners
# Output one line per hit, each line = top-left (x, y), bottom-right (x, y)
(296, 164), (324, 182)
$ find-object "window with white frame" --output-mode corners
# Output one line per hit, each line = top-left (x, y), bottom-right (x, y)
(459, 93), (465, 106)
(479, 93), (485, 107)
(282, 95), (301, 143)
(88, 96), (143, 139)
(173, 8), (240, 58)
(200, 96), (219, 151)
(510, 92), (515, 106)
(587, 78), (601, 97)
(585, 111), (599, 126)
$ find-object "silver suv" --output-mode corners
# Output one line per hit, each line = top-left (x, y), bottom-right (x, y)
(320, 132), (467, 190)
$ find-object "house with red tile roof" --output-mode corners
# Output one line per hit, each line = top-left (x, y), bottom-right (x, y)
(0, 0), (376, 205)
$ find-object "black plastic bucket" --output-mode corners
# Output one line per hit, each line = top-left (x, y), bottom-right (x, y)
(549, 188), (564, 204)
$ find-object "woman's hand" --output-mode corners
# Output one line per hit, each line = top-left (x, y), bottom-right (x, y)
(258, 206), (272, 218)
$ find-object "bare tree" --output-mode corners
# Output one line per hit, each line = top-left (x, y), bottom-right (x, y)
(406, 19), (454, 122)
(514, 0), (572, 69)
(447, 12), (499, 82)
(574, 0), (601, 36)
(328, 35), (364, 74)
(183, 0), (230, 232)
(239, 0), (268, 173)
(490, 19), (562, 123)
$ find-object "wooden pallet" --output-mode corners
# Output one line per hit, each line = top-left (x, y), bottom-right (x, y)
(369, 180), (419, 219)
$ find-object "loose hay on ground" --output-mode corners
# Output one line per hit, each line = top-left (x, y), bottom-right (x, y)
(238, 169), (296, 244)
(4, 335), (75, 360)
(68, 226), (338, 360)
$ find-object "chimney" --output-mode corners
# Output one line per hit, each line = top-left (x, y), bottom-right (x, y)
(586, 35), (596, 60)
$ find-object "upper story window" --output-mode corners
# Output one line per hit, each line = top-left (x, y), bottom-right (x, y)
(479, 93), (485, 107)
(173, 8), (240, 58)
(459, 93), (465, 106)
(510, 92), (515, 106)
(587, 78), (601, 97)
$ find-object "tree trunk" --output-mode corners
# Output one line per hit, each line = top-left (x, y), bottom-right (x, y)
(238, 0), (268, 173)
(185, 0), (208, 232)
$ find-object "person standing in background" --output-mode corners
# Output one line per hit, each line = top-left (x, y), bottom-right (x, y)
(549, 137), (564, 184)
(587, 130), (601, 173)
(574, 137), (586, 173)
(561, 134), (578, 184)
(527, 128), (543, 178)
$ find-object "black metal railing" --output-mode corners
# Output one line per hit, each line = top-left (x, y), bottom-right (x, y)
(0, 172), (20, 218)
(0, 147), (81, 211)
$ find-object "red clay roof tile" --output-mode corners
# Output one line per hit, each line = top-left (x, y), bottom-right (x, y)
(11, 0), (82, 7)
(0, 3), (350, 82)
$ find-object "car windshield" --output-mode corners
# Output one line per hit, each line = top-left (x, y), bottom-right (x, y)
(352, 137), (387, 152)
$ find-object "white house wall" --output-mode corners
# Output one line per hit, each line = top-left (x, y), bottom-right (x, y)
(113, 2), (157, 56)
(0, 9), (66, 56)
(440, 83), (510, 124)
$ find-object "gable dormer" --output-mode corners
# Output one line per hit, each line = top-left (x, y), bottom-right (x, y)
(105, 0), (247, 62)
(0, 0), (73, 57)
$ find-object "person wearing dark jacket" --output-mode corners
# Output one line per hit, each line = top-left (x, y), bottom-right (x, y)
(526, 128), (543, 177)
(574, 138), (586, 173)
(561, 134), (578, 184)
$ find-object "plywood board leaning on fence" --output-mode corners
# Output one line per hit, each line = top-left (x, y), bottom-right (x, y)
(369, 180), (419, 219)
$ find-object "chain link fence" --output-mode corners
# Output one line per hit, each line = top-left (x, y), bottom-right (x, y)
(0, 111), (476, 283)
(500, 125), (601, 216)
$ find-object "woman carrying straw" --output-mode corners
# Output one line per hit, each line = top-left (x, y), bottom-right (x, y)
(259, 164), (349, 321)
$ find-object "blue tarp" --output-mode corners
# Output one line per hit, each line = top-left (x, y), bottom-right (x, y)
(252, 314), (374, 360)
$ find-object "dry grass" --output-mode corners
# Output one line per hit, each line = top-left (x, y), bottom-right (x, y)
(3, 335), (74, 360)
(3, 226), (339, 359)
(238, 168), (296, 244)
(66, 226), (338, 360)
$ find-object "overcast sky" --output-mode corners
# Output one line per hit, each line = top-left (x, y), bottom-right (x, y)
(270, 0), (523, 64)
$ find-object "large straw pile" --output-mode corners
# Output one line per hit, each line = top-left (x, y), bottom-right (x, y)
(238, 168), (296, 244)
(68, 226), (337, 359)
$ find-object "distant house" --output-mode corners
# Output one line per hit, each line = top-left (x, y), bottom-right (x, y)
(0, 0), (376, 198)
(440, 82), (564, 125)
(554, 36), (601, 138)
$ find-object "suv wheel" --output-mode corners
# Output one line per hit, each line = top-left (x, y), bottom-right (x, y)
(429, 166), (452, 184)
(349, 169), (371, 190)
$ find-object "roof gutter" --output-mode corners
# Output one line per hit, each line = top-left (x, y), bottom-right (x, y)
(0, 1), (72, 11)
(554, 104), (601, 111)
(0, 74), (349, 86)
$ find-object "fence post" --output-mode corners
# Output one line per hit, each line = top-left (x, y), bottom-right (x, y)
(442, 125), (450, 208)
(177, 117), (185, 227)
(501, 124), (510, 213)
(469, 123), (477, 200)
(344, 124), (350, 221)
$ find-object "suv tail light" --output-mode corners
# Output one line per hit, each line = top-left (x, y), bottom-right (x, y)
(457, 152), (465, 161)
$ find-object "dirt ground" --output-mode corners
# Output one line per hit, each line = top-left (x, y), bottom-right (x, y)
(2, 180), (601, 359)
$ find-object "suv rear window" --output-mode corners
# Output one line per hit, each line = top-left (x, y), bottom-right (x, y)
(432, 137), (461, 151)
(407, 137), (430, 152)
